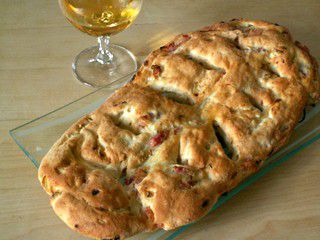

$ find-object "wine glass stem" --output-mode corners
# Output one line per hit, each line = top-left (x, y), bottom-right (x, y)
(96, 36), (114, 64)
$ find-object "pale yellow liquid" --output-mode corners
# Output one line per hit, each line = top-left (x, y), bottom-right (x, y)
(59, 0), (142, 36)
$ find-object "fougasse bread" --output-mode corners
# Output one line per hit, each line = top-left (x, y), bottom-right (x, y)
(38, 19), (320, 239)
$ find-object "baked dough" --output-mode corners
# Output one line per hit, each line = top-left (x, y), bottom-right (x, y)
(39, 19), (320, 239)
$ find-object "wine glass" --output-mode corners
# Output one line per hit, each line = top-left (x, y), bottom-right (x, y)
(58, 0), (143, 87)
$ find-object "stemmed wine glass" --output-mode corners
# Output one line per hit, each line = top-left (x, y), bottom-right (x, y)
(59, 0), (143, 87)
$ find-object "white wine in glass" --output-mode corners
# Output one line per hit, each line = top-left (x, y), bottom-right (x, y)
(59, 0), (143, 87)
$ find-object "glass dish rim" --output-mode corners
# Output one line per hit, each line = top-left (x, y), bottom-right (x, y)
(8, 71), (320, 240)
(9, 71), (135, 168)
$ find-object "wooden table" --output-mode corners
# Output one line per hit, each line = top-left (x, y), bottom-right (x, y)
(1, 0), (320, 239)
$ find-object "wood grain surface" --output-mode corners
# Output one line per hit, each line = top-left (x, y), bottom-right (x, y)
(0, 0), (319, 239)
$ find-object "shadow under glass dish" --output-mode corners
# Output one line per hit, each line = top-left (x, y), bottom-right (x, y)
(59, 0), (143, 87)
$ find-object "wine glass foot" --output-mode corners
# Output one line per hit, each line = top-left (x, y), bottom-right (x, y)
(72, 44), (138, 87)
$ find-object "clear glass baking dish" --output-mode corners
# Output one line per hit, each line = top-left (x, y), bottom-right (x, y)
(10, 72), (320, 240)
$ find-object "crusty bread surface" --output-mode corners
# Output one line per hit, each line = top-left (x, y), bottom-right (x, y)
(39, 19), (320, 239)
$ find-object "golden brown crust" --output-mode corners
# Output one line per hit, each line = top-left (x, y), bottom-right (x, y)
(39, 19), (320, 239)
